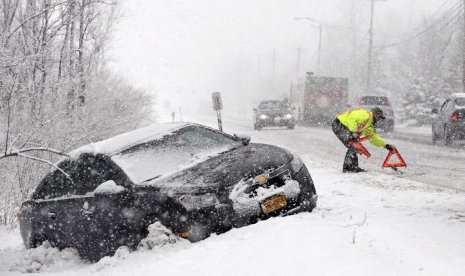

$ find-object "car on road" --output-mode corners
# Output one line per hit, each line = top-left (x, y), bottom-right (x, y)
(18, 123), (318, 261)
(357, 95), (395, 132)
(253, 100), (295, 130)
(432, 93), (465, 145)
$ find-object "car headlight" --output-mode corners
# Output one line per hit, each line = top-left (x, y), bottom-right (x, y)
(254, 174), (270, 185)
(259, 114), (268, 120)
(285, 114), (293, 119)
(290, 153), (304, 172)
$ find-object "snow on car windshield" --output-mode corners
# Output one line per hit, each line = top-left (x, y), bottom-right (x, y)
(111, 126), (242, 183)
(259, 101), (288, 110)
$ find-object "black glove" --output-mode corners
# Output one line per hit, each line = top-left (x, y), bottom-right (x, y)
(385, 144), (395, 152)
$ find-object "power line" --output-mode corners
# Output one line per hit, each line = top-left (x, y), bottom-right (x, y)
(378, 13), (463, 58)
(375, 2), (464, 49)
(384, 0), (457, 41)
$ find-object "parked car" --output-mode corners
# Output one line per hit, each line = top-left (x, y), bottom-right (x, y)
(18, 123), (317, 261)
(432, 93), (465, 145)
(358, 95), (395, 132)
(253, 100), (295, 130)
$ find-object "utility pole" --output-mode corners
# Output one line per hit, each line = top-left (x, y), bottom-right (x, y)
(294, 17), (323, 74)
(317, 23), (322, 73)
(296, 47), (301, 76)
(367, 0), (387, 94)
(463, 0), (465, 93)
(272, 49), (276, 80)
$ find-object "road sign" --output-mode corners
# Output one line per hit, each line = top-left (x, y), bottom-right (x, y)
(212, 92), (223, 111)
(212, 92), (223, 131)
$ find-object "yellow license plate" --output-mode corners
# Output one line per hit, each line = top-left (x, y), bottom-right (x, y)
(261, 194), (287, 215)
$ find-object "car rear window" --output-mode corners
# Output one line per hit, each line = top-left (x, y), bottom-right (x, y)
(112, 126), (242, 184)
(32, 154), (128, 200)
(455, 98), (465, 106)
(359, 96), (389, 106)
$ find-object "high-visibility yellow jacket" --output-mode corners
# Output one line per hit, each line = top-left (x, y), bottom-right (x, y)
(337, 109), (387, 147)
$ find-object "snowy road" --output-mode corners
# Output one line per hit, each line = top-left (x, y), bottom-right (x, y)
(1, 116), (465, 275)
(202, 115), (465, 191)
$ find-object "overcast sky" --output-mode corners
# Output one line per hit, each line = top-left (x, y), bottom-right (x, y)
(108, 0), (451, 118)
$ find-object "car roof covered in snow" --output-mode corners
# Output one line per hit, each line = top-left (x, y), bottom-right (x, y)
(451, 93), (465, 99)
(68, 122), (190, 159)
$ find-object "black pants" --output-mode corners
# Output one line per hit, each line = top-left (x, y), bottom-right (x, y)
(332, 119), (359, 170)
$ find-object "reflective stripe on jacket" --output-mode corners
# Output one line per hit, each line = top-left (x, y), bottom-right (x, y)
(337, 109), (387, 147)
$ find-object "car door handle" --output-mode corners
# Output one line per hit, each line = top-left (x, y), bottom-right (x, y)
(47, 212), (57, 220)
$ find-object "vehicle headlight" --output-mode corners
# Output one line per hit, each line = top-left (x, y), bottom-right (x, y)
(285, 114), (293, 119)
(290, 153), (304, 172)
(259, 114), (268, 120)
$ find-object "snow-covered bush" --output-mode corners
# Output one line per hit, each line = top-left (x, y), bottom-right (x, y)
(0, 0), (153, 225)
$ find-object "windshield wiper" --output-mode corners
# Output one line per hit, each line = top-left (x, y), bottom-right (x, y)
(141, 175), (162, 183)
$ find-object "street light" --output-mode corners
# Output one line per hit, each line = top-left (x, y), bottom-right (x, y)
(294, 17), (323, 73)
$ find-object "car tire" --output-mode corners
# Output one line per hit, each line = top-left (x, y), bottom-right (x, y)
(254, 124), (262, 130)
(445, 128), (453, 145)
(287, 124), (295, 130)
(432, 128), (438, 144)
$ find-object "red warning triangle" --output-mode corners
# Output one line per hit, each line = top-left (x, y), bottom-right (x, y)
(348, 140), (371, 158)
(382, 147), (407, 168)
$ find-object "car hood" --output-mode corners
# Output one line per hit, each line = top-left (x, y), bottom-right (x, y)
(138, 143), (293, 195)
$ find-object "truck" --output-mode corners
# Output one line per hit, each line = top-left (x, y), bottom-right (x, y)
(291, 72), (349, 126)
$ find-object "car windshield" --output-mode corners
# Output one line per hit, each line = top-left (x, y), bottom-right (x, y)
(112, 126), (242, 183)
(258, 101), (288, 110)
(360, 96), (389, 106)
(455, 98), (465, 106)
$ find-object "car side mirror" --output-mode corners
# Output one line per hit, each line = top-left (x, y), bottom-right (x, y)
(94, 180), (126, 195)
(234, 133), (251, 145)
(432, 108), (439, 114)
(253, 108), (257, 112)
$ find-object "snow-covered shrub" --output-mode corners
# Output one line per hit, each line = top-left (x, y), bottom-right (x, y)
(9, 242), (84, 273)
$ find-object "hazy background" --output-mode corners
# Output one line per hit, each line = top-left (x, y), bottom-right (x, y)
(108, 0), (451, 119)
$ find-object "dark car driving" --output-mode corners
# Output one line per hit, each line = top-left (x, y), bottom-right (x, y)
(18, 123), (317, 261)
(432, 93), (465, 145)
(253, 100), (295, 130)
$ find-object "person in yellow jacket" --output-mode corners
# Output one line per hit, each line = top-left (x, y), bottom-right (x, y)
(332, 107), (394, 173)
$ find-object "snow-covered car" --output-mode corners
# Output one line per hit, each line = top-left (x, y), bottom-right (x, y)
(432, 93), (465, 145)
(18, 123), (317, 261)
(253, 100), (296, 130)
(358, 95), (395, 132)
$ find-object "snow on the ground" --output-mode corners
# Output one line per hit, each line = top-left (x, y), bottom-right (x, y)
(2, 164), (465, 275)
(395, 123), (431, 137)
(1, 116), (465, 275)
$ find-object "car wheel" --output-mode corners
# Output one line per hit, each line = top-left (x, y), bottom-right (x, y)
(254, 124), (262, 130)
(432, 128), (438, 144)
(287, 124), (295, 130)
(445, 127), (453, 145)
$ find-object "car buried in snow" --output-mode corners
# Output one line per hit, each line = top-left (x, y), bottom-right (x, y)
(18, 122), (318, 261)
